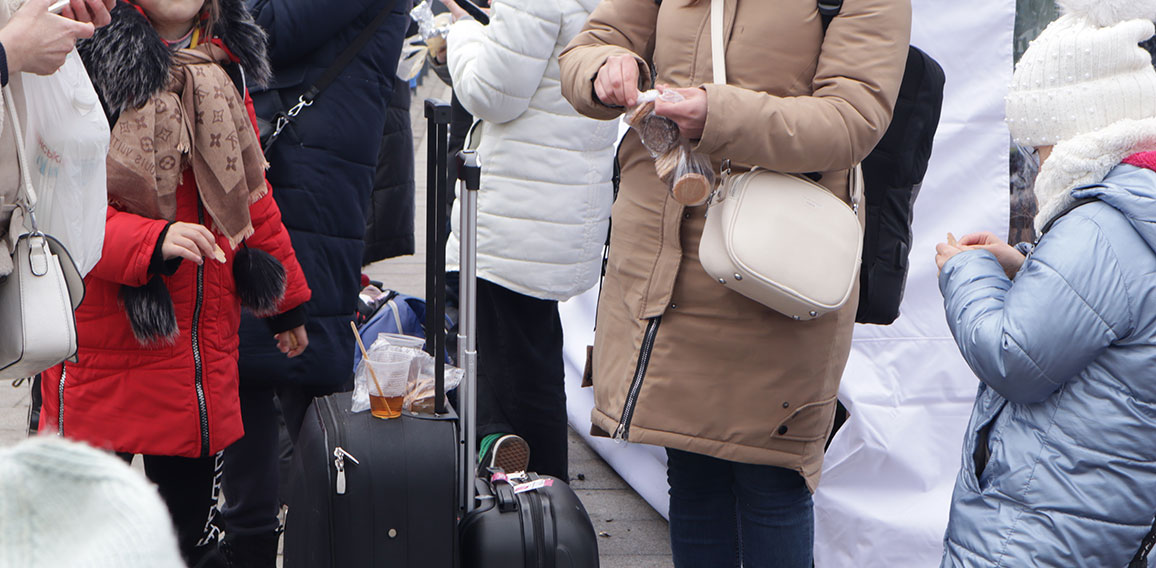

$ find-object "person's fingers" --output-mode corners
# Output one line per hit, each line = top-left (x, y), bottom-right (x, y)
(593, 71), (609, 106)
(605, 61), (624, 106)
(958, 231), (996, 246)
(84, 0), (111, 26)
(183, 229), (216, 260)
(169, 239), (204, 264)
(618, 57), (638, 107)
(67, 0), (88, 21)
(183, 225), (220, 260)
(63, 17), (95, 39)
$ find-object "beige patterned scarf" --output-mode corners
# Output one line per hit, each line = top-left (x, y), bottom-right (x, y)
(106, 43), (267, 248)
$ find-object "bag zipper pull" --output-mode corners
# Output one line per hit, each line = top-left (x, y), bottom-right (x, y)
(333, 447), (360, 495)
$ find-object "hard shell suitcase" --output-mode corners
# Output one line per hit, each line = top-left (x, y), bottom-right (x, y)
(460, 473), (599, 568)
(454, 129), (599, 567)
(282, 100), (461, 568)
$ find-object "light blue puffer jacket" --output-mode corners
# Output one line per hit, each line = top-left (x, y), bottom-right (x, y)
(939, 164), (1156, 567)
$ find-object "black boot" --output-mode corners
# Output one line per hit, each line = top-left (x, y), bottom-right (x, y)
(221, 531), (280, 568)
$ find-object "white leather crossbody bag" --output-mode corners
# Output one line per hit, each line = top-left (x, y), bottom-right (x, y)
(699, 0), (864, 321)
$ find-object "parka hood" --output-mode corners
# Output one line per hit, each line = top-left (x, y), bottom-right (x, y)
(1073, 162), (1156, 252)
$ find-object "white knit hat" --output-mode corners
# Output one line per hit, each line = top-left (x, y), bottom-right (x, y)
(1006, 0), (1156, 147)
(0, 436), (185, 568)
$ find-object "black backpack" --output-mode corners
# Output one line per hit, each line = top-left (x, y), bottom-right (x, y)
(820, 1), (947, 324)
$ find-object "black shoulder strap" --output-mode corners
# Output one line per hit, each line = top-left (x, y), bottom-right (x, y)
(1039, 197), (1100, 237)
(818, 0), (843, 32)
(302, 0), (401, 103)
(262, 0), (400, 154)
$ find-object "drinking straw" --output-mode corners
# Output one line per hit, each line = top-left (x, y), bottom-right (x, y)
(350, 321), (393, 413)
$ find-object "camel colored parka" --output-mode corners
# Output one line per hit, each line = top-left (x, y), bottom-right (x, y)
(559, 0), (910, 491)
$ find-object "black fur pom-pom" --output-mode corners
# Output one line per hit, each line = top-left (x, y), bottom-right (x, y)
(120, 277), (179, 345)
(234, 248), (286, 317)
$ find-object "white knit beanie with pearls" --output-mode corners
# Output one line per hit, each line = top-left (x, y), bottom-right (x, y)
(0, 436), (185, 568)
(1006, 0), (1156, 147)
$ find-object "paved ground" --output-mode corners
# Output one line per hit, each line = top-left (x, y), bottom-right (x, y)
(0, 74), (673, 566)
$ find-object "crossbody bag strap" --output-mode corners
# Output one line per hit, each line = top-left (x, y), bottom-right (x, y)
(707, 0), (861, 208)
(3, 84), (39, 234)
(818, 0), (842, 32)
(264, 0), (402, 153)
(710, 0), (726, 85)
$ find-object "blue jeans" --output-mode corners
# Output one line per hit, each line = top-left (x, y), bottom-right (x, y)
(666, 448), (814, 568)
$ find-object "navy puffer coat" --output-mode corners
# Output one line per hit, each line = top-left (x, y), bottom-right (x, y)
(240, 0), (409, 389)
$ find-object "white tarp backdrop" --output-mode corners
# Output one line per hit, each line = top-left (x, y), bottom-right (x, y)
(560, 1), (1014, 565)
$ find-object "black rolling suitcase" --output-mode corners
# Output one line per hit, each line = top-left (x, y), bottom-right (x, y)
(283, 100), (461, 568)
(453, 123), (599, 567)
(460, 472), (599, 567)
(284, 99), (599, 567)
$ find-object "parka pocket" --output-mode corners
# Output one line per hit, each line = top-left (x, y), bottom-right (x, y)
(772, 395), (838, 442)
(961, 397), (1008, 493)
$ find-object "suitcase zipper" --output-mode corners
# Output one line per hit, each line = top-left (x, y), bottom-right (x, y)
(316, 397), (341, 568)
(333, 447), (360, 495)
(322, 396), (353, 495)
(613, 316), (662, 441)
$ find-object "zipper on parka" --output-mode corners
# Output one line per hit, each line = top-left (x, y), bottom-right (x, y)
(193, 208), (210, 457)
(57, 363), (67, 435)
(614, 316), (662, 441)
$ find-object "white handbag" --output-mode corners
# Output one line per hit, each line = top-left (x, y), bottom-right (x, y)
(0, 83), (85, 380)
(698, 0), (863, 321)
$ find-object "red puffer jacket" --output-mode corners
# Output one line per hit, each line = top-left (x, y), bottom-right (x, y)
(40, 164), (310, 457)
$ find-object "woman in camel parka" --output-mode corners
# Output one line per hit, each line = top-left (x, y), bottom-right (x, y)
(559, 0), (910, 564)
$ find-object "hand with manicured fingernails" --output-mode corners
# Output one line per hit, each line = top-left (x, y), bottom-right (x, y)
(161, 222), (227, 266)
(0, 0), (96, 77)
(593, 53), (643, 109)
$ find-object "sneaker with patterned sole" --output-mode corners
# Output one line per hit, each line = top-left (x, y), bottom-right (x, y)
(478, 434), (530, 475)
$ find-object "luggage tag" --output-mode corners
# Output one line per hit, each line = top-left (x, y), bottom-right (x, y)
(513, 478), (554, 494)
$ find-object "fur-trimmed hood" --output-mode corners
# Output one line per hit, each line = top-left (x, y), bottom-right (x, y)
(78, 0), (272, 115)
(1033, 117), (1156, 232)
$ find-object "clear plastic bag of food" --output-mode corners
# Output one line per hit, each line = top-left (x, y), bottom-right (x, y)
(625, 90), (715, 206)
(668, 145), (715, 206)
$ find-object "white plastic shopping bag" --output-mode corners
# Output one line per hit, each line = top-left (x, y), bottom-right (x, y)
(22, 49), (110, 276)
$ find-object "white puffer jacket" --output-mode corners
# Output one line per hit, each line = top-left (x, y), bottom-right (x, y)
(445, 0), (618, 301)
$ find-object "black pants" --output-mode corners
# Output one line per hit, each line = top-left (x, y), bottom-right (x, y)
(221, 383), (335, 537)
(119, 452), (223, 565)
(475, 277), (568, 479)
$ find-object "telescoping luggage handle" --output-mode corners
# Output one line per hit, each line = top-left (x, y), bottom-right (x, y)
(423, 99), (451, 415)
(456, 146), (481, 514)
(422, 98), (482, 514)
